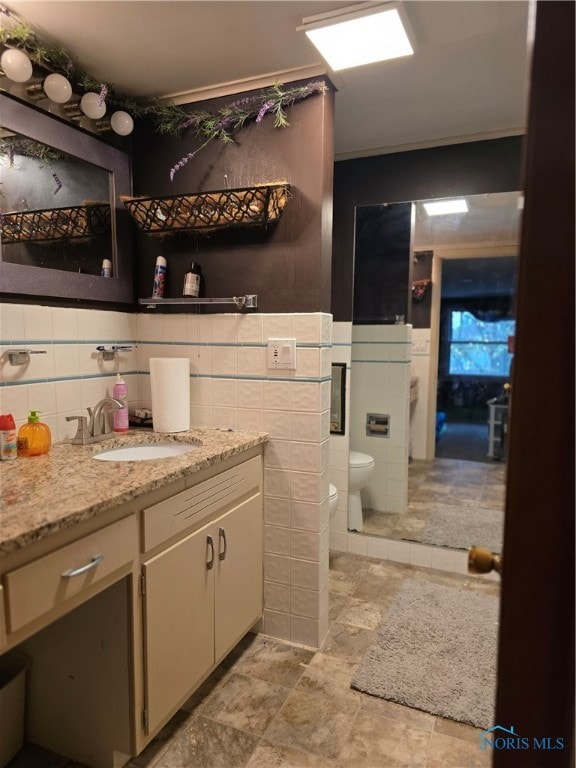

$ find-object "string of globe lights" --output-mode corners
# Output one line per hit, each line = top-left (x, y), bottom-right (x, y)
(0, 5), (135, 136)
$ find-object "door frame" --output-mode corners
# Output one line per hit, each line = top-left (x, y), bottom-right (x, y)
(426, 244), (520, 460)
(494, 2), (574, 765)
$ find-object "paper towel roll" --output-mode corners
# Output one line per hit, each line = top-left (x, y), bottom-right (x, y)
(150, 357), (190, 433)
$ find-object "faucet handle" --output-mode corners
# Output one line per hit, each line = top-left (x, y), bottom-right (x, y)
(66, 415), (89, 444)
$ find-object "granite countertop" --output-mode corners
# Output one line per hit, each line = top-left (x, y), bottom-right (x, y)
(0, 428), (268, 556)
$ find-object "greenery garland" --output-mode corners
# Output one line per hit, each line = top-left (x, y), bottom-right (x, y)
(0, 136), (64, 165)
(1, 9), (328, 179)
(168, 81), (327, 180)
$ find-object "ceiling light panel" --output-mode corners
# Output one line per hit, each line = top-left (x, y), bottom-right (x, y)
(299, 3), (414, 72)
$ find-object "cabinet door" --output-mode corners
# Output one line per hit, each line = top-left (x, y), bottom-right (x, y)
(215, 494), (263, 662)
(142, 523), (215, 735)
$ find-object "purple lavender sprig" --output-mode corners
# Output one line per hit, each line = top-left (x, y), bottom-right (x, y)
(255, 100), (274, 123)
(98, 84), (108, 107)
(52, 172), (62, 195)
(169, 138), (214, 181)
(169, 80), (328, 180)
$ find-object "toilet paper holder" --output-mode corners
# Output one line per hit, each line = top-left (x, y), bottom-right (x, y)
(366, 413), (390, 437)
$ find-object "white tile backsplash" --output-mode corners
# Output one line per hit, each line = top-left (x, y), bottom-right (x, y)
(1, 304), (336, 649)
(0, 303), (25, 341)
(264, 525), (291, 557)
(237, 346), (264, 377)
(265, 553), (290, 585)
(290, 412), (321, 443)
(264, 496), (291, 527)
(290, 586), (319, 619)
(264, 582), (290, 613)
(264, 439), (291, 469)
(264, 410), (291, 440)
(263, 314), (291, 339)
(264, 381), (291, 411)
(264, 468), (291, 499)
(237, 379), (264, 409)
(237, 409), (264, 431)
(237, 314), (264, 343)
(290, 313), (322, 344)
(211, 378), (237, 407)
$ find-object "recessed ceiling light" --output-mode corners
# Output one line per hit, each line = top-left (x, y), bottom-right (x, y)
(423, 199), (469, 216)
(297, 2), (414, 72)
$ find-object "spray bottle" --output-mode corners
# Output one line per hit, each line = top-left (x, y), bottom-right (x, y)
(113, 374), (129, 432)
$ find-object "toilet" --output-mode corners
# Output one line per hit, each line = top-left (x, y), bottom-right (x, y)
(328, 483), (339, 519)
(348, 451), (375, 532)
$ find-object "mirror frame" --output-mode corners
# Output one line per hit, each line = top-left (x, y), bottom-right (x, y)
(0, 93), (133, 304)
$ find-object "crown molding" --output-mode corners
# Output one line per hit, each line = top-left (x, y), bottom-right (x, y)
(162, 64), (329, 105)
(334, 128), (526, 162)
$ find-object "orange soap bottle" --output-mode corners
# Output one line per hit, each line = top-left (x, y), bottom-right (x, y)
(17, 410), (51, 457)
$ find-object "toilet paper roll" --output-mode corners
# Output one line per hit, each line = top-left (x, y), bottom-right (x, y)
(150, 357), (190, 433)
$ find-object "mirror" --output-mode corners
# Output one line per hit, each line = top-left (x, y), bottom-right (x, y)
(330, 363), (346, 435)
(350, 191), (521, 555)
(0, 93), (133, 303)
(1, 131), (112, 273)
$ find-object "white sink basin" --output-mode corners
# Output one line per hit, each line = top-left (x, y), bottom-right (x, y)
(93, 442), (200, 461)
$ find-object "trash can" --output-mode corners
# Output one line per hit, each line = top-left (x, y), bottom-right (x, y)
(0, 651), (28, 768)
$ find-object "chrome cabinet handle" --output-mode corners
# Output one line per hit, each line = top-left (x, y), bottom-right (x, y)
(219, 527), (227, 561)
(206, 535), (214, 570)
(61, 554), (104, 578)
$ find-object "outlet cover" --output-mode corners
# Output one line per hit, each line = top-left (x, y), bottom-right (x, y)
(267, 338), (297, 370)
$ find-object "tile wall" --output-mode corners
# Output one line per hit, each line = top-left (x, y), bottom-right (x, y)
(410, 328), (432, 461)
(0, 303), (332, 648)
(350, 324), (412, 515)
(329, 321), (496, 582)
(0, 303), (139, 439)
(329, 322), (352, 552)
(1, 303), (489, 646)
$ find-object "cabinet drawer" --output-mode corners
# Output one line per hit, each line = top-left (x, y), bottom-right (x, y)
(5, 515), (137, 634)
(143, 456), (262, 551)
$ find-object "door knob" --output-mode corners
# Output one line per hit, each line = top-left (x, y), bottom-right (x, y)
(468, 546), (502, 575)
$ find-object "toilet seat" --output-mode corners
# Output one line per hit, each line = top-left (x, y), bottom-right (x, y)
(349, 451), (375, 468)
(329, 483), (338, 501)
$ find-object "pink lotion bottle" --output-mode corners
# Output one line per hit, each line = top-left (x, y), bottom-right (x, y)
(113, 374), (129, 432)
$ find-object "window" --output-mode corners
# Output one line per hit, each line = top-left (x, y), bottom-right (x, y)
(449, 310), (515, 377)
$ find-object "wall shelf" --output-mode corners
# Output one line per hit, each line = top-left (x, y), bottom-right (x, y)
(121, 183), (289, 235)
(139, 295), (258, 310)
(1, 203), (110, 244)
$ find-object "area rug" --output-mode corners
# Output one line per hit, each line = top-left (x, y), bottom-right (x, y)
(351, 579), (498, 729)
(421, 503), (503, 553)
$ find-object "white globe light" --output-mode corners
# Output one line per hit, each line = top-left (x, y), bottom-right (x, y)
(80, 91), (106, 119)
(1, 48), (33, 83)
(43, 73), (73, 104)
(110, 110), (134, 136)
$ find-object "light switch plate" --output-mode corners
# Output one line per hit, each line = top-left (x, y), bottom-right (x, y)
(267, 338), (297, 370)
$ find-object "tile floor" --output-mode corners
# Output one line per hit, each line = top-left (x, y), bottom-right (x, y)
(363, 458), (506, 552)
(10, 552), (499, 768)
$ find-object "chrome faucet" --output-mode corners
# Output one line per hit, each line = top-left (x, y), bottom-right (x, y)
(66, 397), (125, 444)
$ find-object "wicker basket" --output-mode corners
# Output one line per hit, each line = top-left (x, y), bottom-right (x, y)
(121, 183), (290, 235)
(1, 203), (110, 244)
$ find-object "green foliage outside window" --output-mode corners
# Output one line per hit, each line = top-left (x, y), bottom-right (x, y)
(449, 311), (515, 376)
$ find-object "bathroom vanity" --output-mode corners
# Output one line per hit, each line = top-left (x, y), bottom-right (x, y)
(0, 428), (267, 767)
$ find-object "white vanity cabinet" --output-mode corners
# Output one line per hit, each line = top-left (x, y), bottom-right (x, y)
(0, 446), (264, 768)
(142, 493), (262, 734)
(140, 454), (263, 735)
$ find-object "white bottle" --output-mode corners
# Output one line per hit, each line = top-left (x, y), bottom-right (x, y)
(113, 374), (129, 432)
